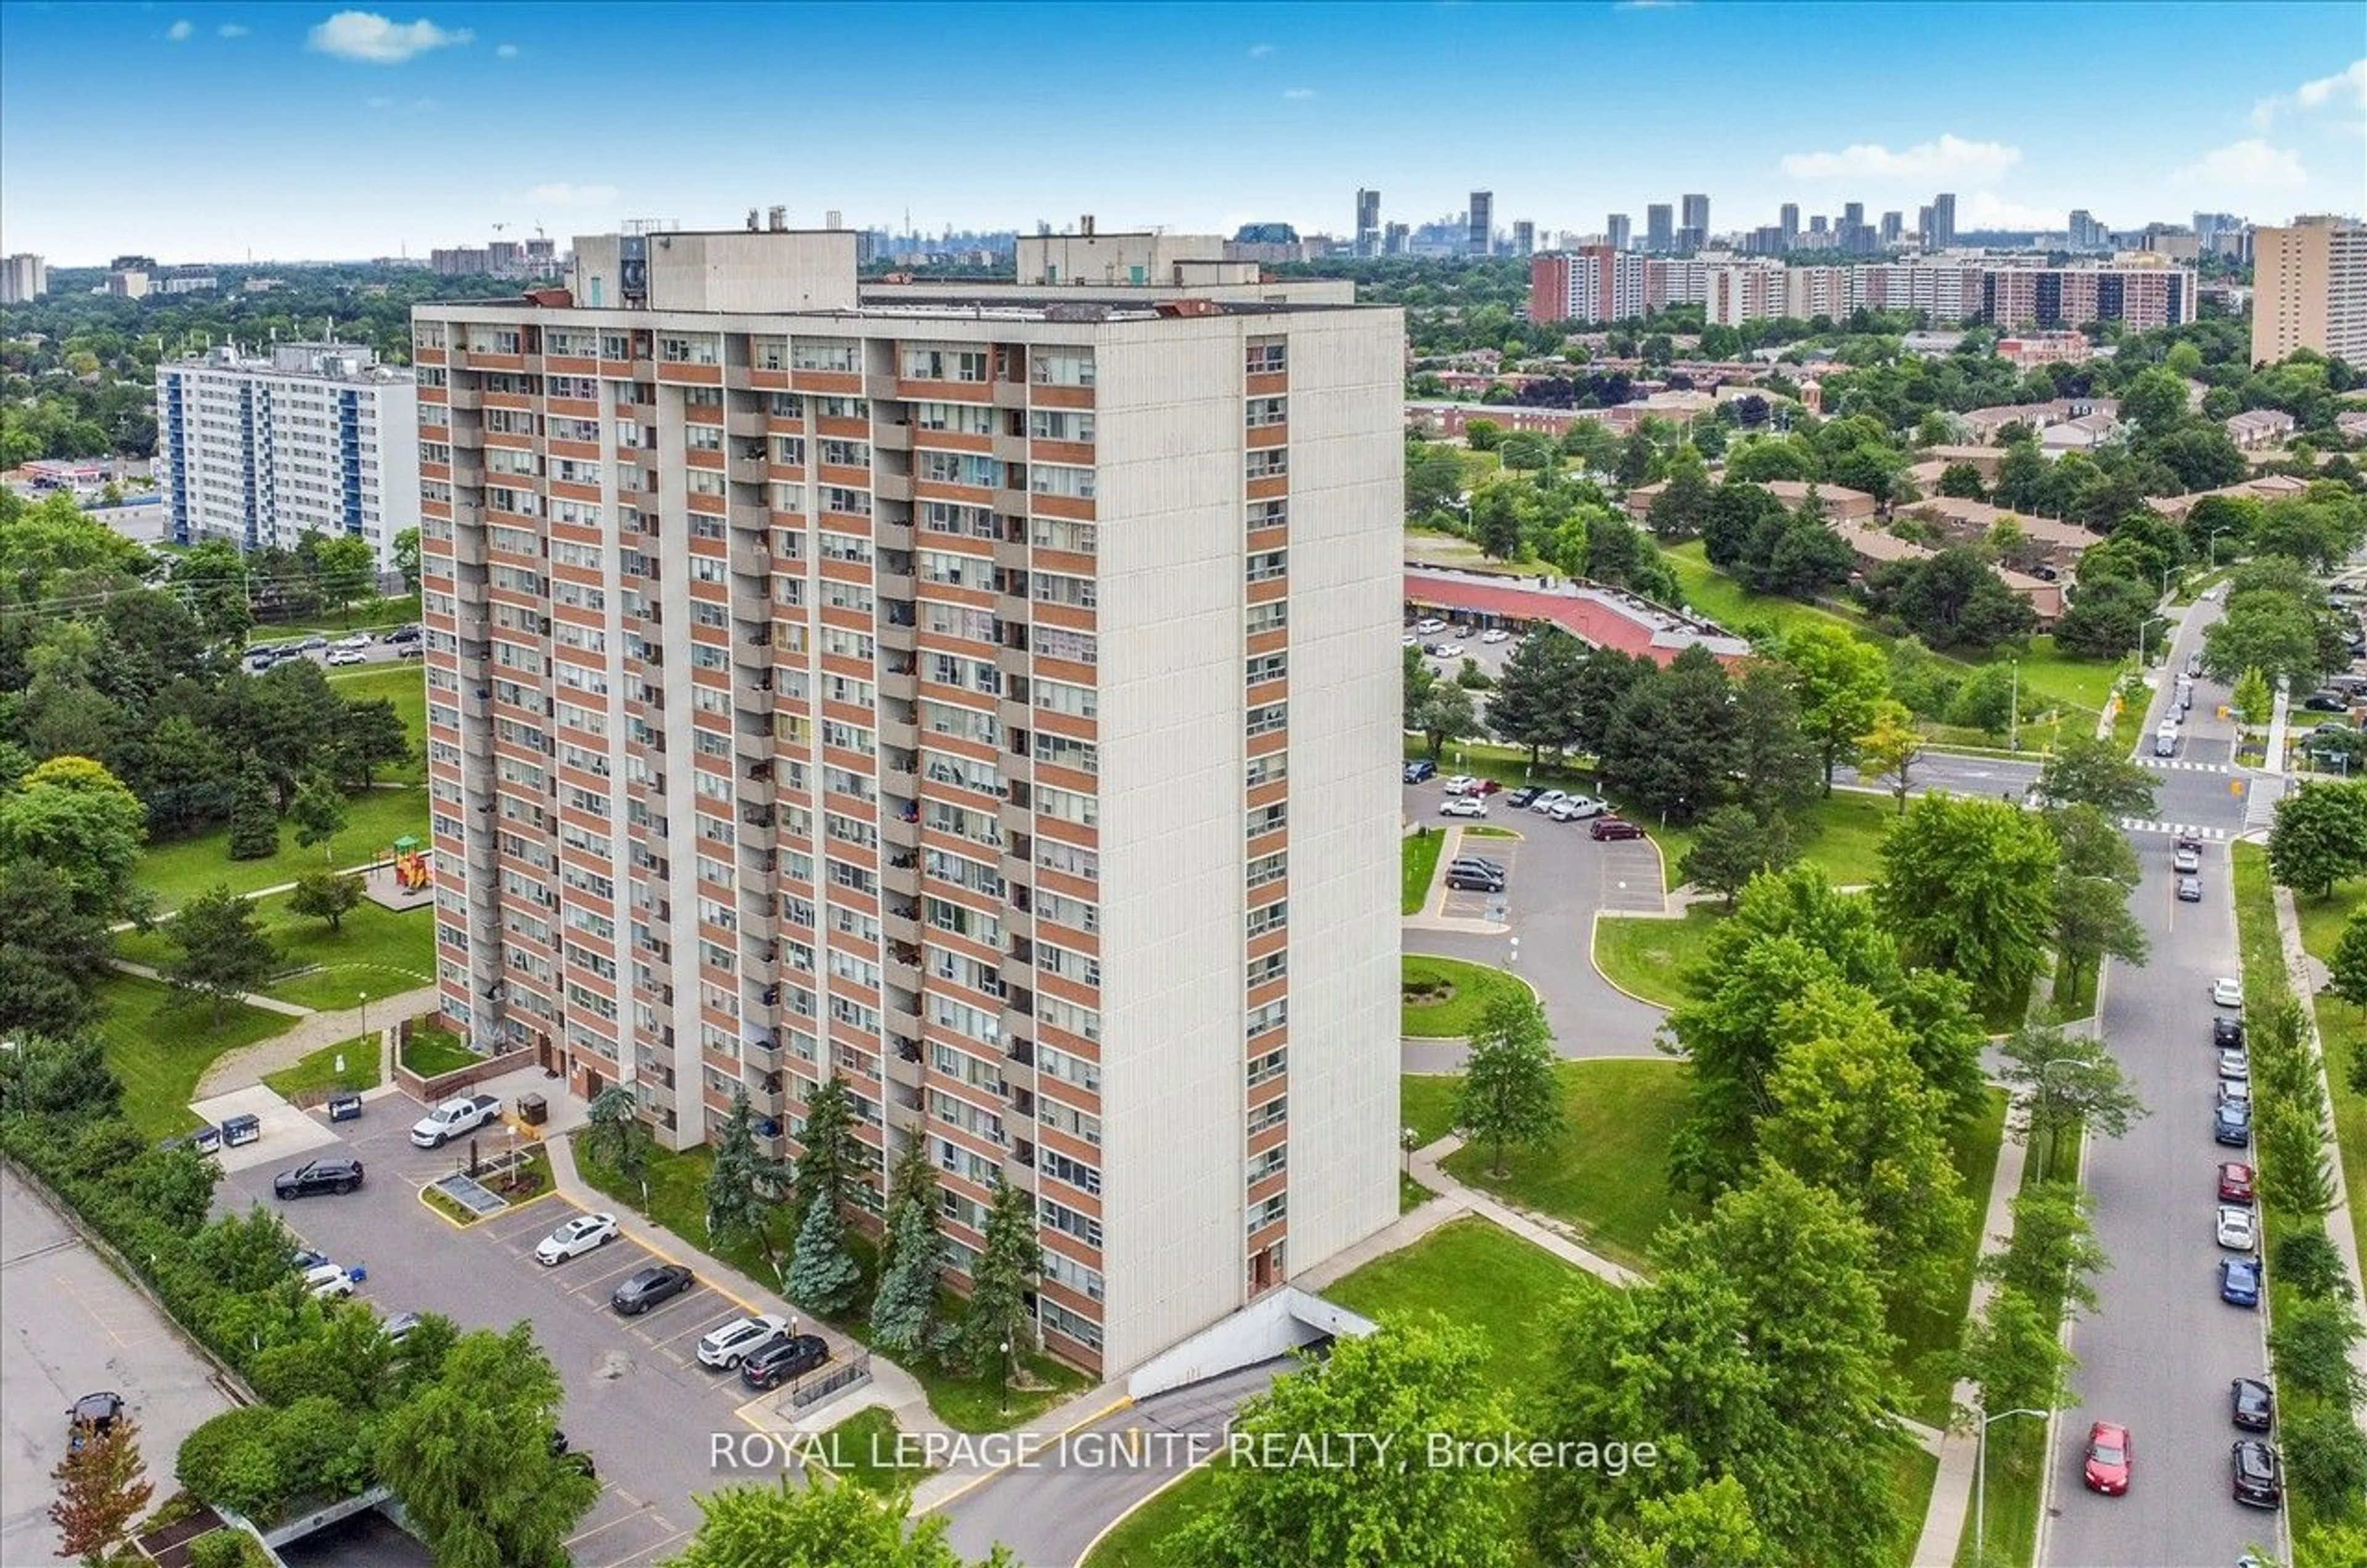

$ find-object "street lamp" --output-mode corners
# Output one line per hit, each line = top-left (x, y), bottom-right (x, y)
(1976, 1407), (2048, 1567)
(999, 1338), (1012, 1417)
(2008, 659), (2019, 752)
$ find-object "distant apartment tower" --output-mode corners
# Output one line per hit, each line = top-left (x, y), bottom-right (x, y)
(0, 253), (46, 304)
(2067, 210), (2106, 251)
(1928, 193), (1958, 249)
(2250, 216), (2367, 366)
(155, 343), (420, 570)
(412, 227), (1402, 1376)
(1355, 189), (1381, 258)
(1880, 211), (1903, 246)
(1645, 205), (1674, 253)
(1511, 221), (1536, 258)
(1680, 193), (1709, 251)
(1606, 213), (1632, 253)
(1530, 247), (1646, 325)
(1383, 222), (1410, 256)
(1468, 192), (1494, 256)
(1779, 204), (1800, 249)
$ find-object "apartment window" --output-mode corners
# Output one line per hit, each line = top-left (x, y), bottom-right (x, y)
(921, 451), (1000, 488)
(915, 401), (995, 435)
(1031, 463), (1095, 500)
(1040, 1196), (1102, 1249)
(1037, 889), (1098, 937)
(1246, 396), (1287, 428)
(1039, 994), (1101, 1044)
(1246, 549), (1288, 584)
(1247, 851), (1286, 889)
(1247, 1047), (1288, 1088)
(1040, 1043), (1100, 1092)
(1246, 600), (1288, 635)
(1040, 1297), (1103, 1352)
(686, 423), (725, 452)
(791, 339), (858, 373)
(1032, 572), (1097, 610)
(768, 392), (805, 417)
(1246, 899), (1287, 939)
(1042, 1149), (1102, 1197)
(1035, 784), (1097, 828)
(1034, 626), (1098, 666)
(1248, 498), (1287, 532)
(1246, 449), (1288, 481)
(1029, 409), (1095, 443)
(821, 486), (871, 518)
(1246, 803), (1286, 839)
(1246, 652), (1286, 685)
(819, 438), (870, 468)
(819, 395), (869, 419)
(924, 500), (997, 537)
(1246, 340), (1286, 375)
(658, 335), (719, 365)
(902, 346), (989, 382)
(1034, 678), (1097, 720)
(1029, 347), (1095, 387)
(1246, 702), (1287, 737)
(1037, 840), (1098, 881)
(1033, 732), (1098, 775)
(1248, 1095), (1287, 1135)
(1039, 941), (1100, 987)
(1029, 517), (1097, 555)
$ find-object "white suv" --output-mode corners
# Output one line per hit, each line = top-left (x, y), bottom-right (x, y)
(697, 1313), (788, 1369)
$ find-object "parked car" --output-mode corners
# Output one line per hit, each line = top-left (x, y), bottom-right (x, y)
(68, 1392), (122, 1452)
(1550, 794), (1608, 821)
(1505, 786), (1542, 809)
(2231, 1440), (2282, 1507)
(2210, 977), (2244, 1008)
(1403, 760), (1437, 785)
(395, 642), (424, 658)
(2177, 876), (2204, 903)
(2220, 1255), (2263, 1308)
(381, 1311), (423, 1344)
(410, 1093), (504, 1149)
(2218, 1047), (2249, 1081)
(274, 1156), (365, 1199)
(2218, 1162), (2255, 1204)
(2218, 1078), (2252, 1109)
(2173, 845), (2202, 873)
(2302, 692), (2348, 712)
(2230, 1378), (2275, 1432)
(325, 648), (367, 666)
(335, 633), (372, 650)
(1449, 855), (1505, 876)
(1481, 628), (1511, 644)
(739, 1331), (830, 1391)
(1445, 868), (1506, 893)
(1439, 796), (1487, 819)
(2082, 1421), (2132, 1495)
(1439, 774), (1479, 795)
(697, 1313), (790, 1370)
(1469, 778), (1502, 795)
(1528, 790), (1569, 814)
(2214, 1101), (2253, 1148)
(2215, 1204), (2258, 1251)
(295, 635), (329, 651)
(1589, 817), (1645, 841)
(289, 1246), (329, 1272)
(383, 625), (423, 644)
(1412, 618), (1447, 635)
(1434, 643), (1465, 658)
(610, 1263), (695, 1315)
(1449, 624), (1474, 638)
(536, 1212), (620, 1265)
(303, 1262), (355, 1301)
(2214, 1016), (2246, 1047)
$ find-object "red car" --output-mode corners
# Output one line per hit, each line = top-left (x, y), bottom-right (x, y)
(2218, 1162), (2255, 1204)
(1589, 817), (1645, 841)
(1472, 778), (1503, 795)
(2082, 1421), (2132, 1495)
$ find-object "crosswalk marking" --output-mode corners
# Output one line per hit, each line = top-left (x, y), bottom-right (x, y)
(2140, 759), (2231, 774)
(2118, 819), (2231, 840)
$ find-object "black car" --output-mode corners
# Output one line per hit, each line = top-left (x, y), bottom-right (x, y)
(274, 1156), (365, 1199)
(1449, 855), (1505, 876)
(1506, 786), (1542, 809)
(610, 1263), (694, 1315)
(2215, 1016), (2246, 1047)
(2231, 1440), (2282, 1507)
(68, 1391), (122, 1452)
(2214, 1102), (2253, 1148)
(2303, 692), (2349, 712)
(739, 1332), (829, 1390)
(2231, 1378), (2275, 1432)
(1445, 869), (1506, 892)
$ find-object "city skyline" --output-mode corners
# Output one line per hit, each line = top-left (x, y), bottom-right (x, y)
(0, 2), (2358, 265)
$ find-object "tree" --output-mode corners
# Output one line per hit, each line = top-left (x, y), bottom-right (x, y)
(2203, 586), (2336, 692)
(2034, 735), (2160, 819)
(1463, 419), (1503, 452)
(2329, 909), (2367, 1011)
(287, 772), (349, 863)
(1937, 462), (1988, 500)
(959, 1176), (1044, 1377)
(1452, 990), (1561, 1177)
(391, 526), (423, 594)
(2268, 781), (2367, 899)
(1681, 807), (1797, 911)
(311, 533), (378, 624)
(1172, 1320), (1519, 1568)
(1875, 795), (2060, 1009)
(2283, 1405), (2367, 1523)
(1578, 1479), (1773, 1568)
(1997, 1026), (2149, 1168)
(668, 1474), (1015, 1568)
(1415, 680), (1479, 762)
(163, 884), (279, 1026)
(1981, 1182), (2110, 1318)
(787, 1186), (861, 1316)
(1729, 663), (1819, 818)
(1569, 647), (1656, 760)
(1946, 662), (2017, 740)
(2048, 803), (2141, 886)
(226, 758), (280, 861)
(582, 1085), (652, 1196)
(375, 1322), (600, 1568)
(1485, 627), (1585, 766)
(49, 1410), (153, 1564)
(2268, 1294), (2366, 1407)
(1782, 624), (1889, 796)
(287, 868), (364, 934)
(0, 754), (149, 923)
(1614, 428), (1659, 488)
(870, 1139), (947, 1358)
(1404, 643), (1436, 731)
(1470, 484), (1522, 560)
(1646, 460), (1715, 541)
(2051, 870), (2149, 1007)
(706, 1089), (785, 1265)
(1958, 1286), (2076, 1426)
(1856, 699), (1924, 814)
(2120, 366), (2192, 436)
(790, 1074), (862, 1231)
(333, 696), (412, 787)
(0, 863), (114, 1040)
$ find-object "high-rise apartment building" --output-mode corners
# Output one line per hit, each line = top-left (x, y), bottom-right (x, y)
(1383, 222), (1410, 257)
(1681, 194), (1709, 243)
(1355, 189), (1381, 258)
(2250, 216), (2366, 367)
(1928, 192), (1958, 249)
(155, 343), (420, 569)
(1606, 213), (1632, 253)
(0, 253), (46, 304)
(412, 229), (1402, 1374)
(1511, 221), (1535, 258)
(1880, 211), (1903, 246)
(2067, 210), (2106, 251)
(1778, 204), (1800, 248)
(1645, 204), (1674, 253)
(1530, 247), (1646, 325)
(1468, 192), (1494, 256)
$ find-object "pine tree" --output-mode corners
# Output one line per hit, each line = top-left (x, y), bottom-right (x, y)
(786, 1186), (861, 1317)
(871, 1139), (946, 1357)
(960, 1176), (1044, 1376)
(226, 757), (280, 861)
(49, 1411), (153, 1564)
(789, 1074), (861, 1230)
(706, 1090), (785, 1264)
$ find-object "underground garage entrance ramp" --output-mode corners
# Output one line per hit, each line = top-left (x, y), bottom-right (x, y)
(1124, 1289), (1377, 1401)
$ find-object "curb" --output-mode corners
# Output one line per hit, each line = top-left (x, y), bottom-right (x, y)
(1585, 910), (1682, 1015)
(1068, 1458), (1217, 1568)
(918, 1393), (1137, 1516)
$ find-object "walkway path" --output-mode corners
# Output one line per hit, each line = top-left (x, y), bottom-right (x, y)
(1318, 1134), (1641, 1291)
(2269, 882), (2367, 1393)
(189, 982), (441, 1098)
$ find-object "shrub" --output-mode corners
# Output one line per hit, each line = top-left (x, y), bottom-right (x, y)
(176, 1408), (288, 1522)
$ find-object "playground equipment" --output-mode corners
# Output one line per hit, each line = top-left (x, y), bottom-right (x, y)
(393, 849), (431, 892)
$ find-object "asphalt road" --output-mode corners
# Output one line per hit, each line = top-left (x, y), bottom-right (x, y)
(2042, 597), (2284, 1568)
(248, 629), (423, 675)
(216, 1103), (813, 1568)
(939, 1359), (1292, 1568)
(1, 1166), (237, 1567)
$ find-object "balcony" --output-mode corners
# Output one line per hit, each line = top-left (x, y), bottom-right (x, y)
(873, 420), (912, 453)
(727, 406), (767, 439)
(730, 539), (771, 579)
(877, 571), (916, 603)
(739, 685), (776, 718)
(875, 512), (915, 553)
(878, 709), (918, 754)
(886, 1000), (924, 1043)
(884, 903), (922, 947)
(881, 808), (920, 851)
(740, 773), (777, 811)
(872, 470), (914, 504)
(730, 501), (771, 533)
(878, 616), (917, 655)
(452, 530), (488, 567)
(729, 454), (770, 488)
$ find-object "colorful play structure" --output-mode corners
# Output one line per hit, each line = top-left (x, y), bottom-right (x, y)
(391, 835), (431, 893)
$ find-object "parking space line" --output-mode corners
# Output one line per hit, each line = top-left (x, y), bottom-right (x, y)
(609, 1229), (769, 1321)
(623, 1288), (716, 1329)
(605, 1530), (690, 1567)
(648, 1309), (728, 1350)
(564, 1251), (652, 1292)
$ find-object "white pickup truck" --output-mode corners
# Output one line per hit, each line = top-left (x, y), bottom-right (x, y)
(409, 1093), (504, 1149)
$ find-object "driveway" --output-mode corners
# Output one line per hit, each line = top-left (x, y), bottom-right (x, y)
(215, 1101), (846, 1567)
(1, 1167), (237, 1567)
(1402, 782), (1669, 1067)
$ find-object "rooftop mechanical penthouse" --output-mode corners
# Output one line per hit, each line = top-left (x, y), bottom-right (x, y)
(412, 226), (1404, 1373)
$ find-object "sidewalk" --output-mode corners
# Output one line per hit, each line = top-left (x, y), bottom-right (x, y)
(2268, 883), (2367, 1392)
(184, 979), (441, 1098)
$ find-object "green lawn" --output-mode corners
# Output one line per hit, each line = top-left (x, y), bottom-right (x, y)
(1592, 908), (1725, 1008)
(1890, 1088), (2009, 1429)
(1402, 736), (1595, 793)
(92, 970), (300, 1138)
(401, 1022), (478, 1078)
(1081, 1465), (1222, 1568)
(1401, 955), (1527, 1038)
(258, 594), (422, 635)
(114, 892), (433, 1010)
(324, 664), (428, 783)
(1647, 791), (1897, 897)
(1400, 1074), (1463, 1149)
(1664, 541), (1868, 644)
(261, 1035), (381, 1101)
(1402, 830), (1443, 915)
(815, 1407), (928, 1495)
(137, 786), (431, 911)
(1438, 1060), (1701, 1272)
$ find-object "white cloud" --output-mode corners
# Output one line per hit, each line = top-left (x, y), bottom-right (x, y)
(306, 10), (472, 63)
(165, 18), (193, 41)
(1282, 87), (1315, 100)
(2250, 58), (2365, 129)
(2176, 138), (2308, 190)
(1960, 192), (2062, 231)
(495, 42), (518, 57)
(1248, 42), (1273, 57)
(364, 95), (394, 109)
(524, 182), (620, 208)
(217, 22), (250, 37)
(1778, 133), (2022, 184)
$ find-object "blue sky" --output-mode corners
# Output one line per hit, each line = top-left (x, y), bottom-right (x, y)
(1, 1), (2360, 265)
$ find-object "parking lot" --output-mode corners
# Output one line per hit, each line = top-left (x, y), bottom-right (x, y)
(2, 1167), (237, 1567)
(216, 1101), (843, 1567)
